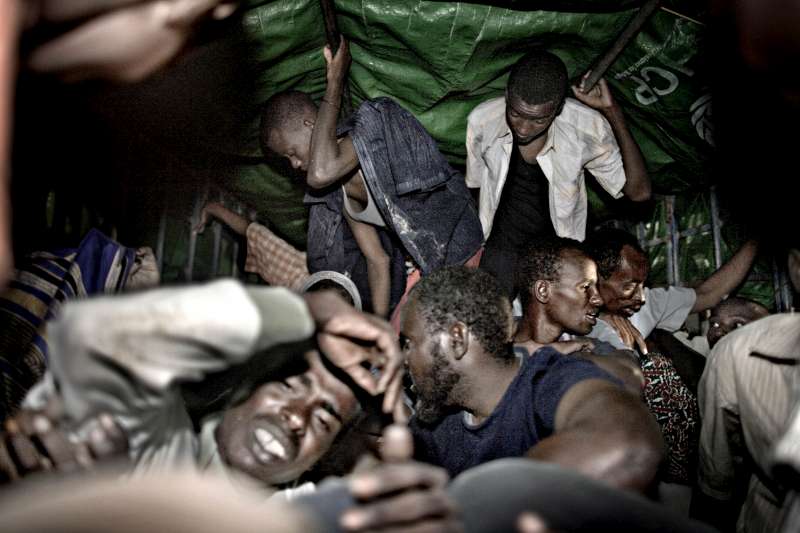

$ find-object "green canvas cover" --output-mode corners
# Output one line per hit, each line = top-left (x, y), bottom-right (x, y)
(32, 1), (772, 307)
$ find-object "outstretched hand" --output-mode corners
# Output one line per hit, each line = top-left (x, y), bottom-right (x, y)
(571, 74), (616, 112)
(192, 203), (214, 234)
(306, 291), (404, 415)
(0, 400), (128, 483)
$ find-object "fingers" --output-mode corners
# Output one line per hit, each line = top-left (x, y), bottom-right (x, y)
(518, 512), (552, 533)
(4, 418), (44, 473)
(348, 462), (448, 500)
(340, 489), (458, 532)
(85, 413), (128, 458)
(318, 310), (402, 399)
(379, 424), (413, 462)
(30, 414), (81, 472)
(0, 409), (128, 484)
(383, 373), (405, 418)
(192, 208), (209, 234)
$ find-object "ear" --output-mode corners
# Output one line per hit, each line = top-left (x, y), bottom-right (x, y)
(447, 321), (470, 361)
(533, 280), (551, 304)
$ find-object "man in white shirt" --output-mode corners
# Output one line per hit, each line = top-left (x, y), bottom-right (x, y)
(465, 49), (651, 296)
(583, 229), (758, 352)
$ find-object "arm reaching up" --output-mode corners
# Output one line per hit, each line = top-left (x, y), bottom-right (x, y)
(306, 37), (359, 189)
(572, 76), (651, 203)
(691, 240), (758, 313)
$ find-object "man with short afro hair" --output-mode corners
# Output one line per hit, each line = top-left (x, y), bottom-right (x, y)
(404, 266), (663, 492)
(466, 48), (651, 297)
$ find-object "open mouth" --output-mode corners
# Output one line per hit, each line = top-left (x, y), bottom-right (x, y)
(625, 305), (643, 316)
(251, 421), (296, 465)
(585, 311), (599, 325)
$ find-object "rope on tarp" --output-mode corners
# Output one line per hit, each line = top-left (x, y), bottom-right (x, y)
(659, 7), (704, 26)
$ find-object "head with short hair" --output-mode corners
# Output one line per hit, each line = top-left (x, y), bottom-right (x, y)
(407, 266), (513, 359)
(259, 90), (318, 171)
(516, 236), (603, 335)
(585, 229), (649, 317)
(401, 267), (513, 425)
(507, 50), (569, 106)
(216, 350), (365, 486)
(504, 50), (568, 145)
(707, 296), (770, 348)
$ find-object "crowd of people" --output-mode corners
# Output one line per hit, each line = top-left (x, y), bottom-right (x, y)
(0, 1), (799, 532)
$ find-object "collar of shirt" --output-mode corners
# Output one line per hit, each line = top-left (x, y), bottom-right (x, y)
(717, 313), (800, 361)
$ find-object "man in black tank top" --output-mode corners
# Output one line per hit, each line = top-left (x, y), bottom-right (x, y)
(480, 145), (554, 298)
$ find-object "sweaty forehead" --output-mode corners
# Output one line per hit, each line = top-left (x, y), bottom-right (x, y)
(617, 246), (648, 279)
(507, 95), (558, 118)
(558, 249), (595, 281)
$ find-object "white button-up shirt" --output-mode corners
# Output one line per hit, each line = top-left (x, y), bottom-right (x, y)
(465, 97), (627, 242)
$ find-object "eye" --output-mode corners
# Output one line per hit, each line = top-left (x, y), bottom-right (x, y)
(314, 412), (331, 433)
(313, 402), (340, 433)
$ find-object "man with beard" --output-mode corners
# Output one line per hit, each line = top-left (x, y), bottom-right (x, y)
(404, 266), (663, 493)
(466, 50), (651, 297)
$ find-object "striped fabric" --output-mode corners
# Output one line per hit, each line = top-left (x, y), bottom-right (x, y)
(698, 313), (800, 533)
(0, 229), (134, 420)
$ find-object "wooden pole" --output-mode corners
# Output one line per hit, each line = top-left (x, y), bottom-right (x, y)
(581, 0), (662, 91)
(319, 0), (353, 115)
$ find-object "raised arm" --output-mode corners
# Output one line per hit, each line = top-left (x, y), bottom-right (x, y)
(343, 211), (390, 318)
(528, 379), (663, 492)
(572, 77), (651, 202)
(691, 240), (758, 313)
(306, 37), (359, 189)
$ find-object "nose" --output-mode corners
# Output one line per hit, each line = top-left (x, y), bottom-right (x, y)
(516, 121), (534, 137)
(282, 401), (310, 437)
(632, 284), (645, 304)
(589, 287), (604, 307)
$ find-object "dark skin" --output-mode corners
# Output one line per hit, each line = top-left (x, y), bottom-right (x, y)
(516, 249), (644, 394)
(402, 296), (662, 492)
(0, 399), (128, 483)
(265, 39), (390, 317)
(598, 241), (758, 353)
